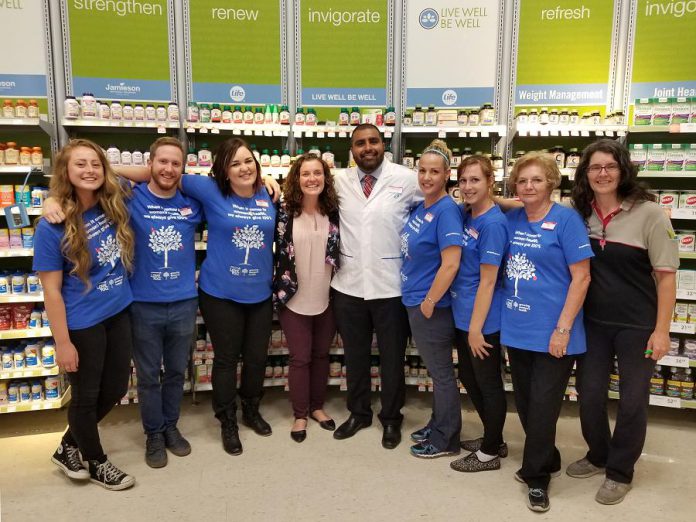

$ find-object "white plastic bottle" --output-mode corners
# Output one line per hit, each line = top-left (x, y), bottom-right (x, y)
(81, 93), (97, 119)
(106, 145), (121, 165)
(64, 96), (80, 120)
(198, 143), (212, 167)
(322, 146), (335, 168)
(260, 149), (271, 167)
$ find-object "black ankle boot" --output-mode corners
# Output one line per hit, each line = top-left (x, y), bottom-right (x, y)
(221, 420), (242, 456)
(241, 398), (272, 436)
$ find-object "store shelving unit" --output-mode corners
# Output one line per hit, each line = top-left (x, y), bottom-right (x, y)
(185, 122), (290, 138)
(0, 387), (71, 415)
(61, 118), (180, 131)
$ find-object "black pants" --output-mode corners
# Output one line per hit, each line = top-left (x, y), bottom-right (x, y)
(507, 347), (574, 489)
(198, 289), (272, 421)
(455, 329), (507, 455)
(332, 290), (409, 427)
(576, 321), (655, 484)
(63, 308), (132, 462)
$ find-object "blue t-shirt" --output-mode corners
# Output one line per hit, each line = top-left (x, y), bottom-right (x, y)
(128, 183), (204, 303)
(181, 175), (276, 303)
(33, 205), (133, 330)
(450, 204), (508, 334)
(500, 204), (593, 355)
(400, 196), (463, 307)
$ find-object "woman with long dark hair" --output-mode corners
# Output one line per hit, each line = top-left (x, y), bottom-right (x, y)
(567, 139), (678, 505)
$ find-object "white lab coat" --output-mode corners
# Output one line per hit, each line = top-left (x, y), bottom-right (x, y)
(331, 160), (422, 299)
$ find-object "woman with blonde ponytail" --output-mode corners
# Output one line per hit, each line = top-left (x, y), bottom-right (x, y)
(33, 139), (136, 491)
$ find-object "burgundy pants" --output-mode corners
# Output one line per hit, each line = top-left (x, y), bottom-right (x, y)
(279, 305), (336, 419)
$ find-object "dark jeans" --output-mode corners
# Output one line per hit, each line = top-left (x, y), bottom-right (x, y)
(407, 306), (461, 452)
(198, 289), (272, 421)
(455, 329), (507, 455)
(131, 298), (198, 435)
(279, 305), (336, 419)
(576, 321), (655, 484)
(63, 308), (132, 461)
(507, 347), (574, 489)
(332, 290), (409, 427)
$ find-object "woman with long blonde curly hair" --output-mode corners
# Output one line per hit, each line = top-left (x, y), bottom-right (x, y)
(33, 138), (136, 491)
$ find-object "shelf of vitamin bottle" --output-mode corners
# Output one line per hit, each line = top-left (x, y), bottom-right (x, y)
(0, 165), (48, 176)
(609, 390), (696, 409)
(0, 365), (59, 380)
(0, 248), (33, 258)
(293, 124), (392, 139)
(670, 208), (696, 220)
(637, 171), (696, 178)
(0, 117), (54, 136)
(676, 289), (696, 300)
(401, 125), (506, 138)
(680, 252), (696, 260)
(0, 293), (43, 304)
(185, 122), (289, 137)
(0, 327), (52, 340)
(629, 123), (696, 134)
(669, 322), (696, 334)
(186, 165), (290, 179)
(0, 386), (70, 414)
(61, 118), (179, 131)
(513, 123), (627, 138)
(657, 354), (696, 368)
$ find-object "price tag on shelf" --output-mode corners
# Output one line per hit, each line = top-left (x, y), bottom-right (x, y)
(571, 130), (580, 136)
(605, 131), (614, 137)
(438, 129), (446, 138)
(186, 126), (195, 133)
(305, 131), (314, 138)
(254, 130), (262, 136)
(242, 129), (250, 136)
(458, 130), (467, 137)
(481, 131), (489, 138)
(317, 131), (325, 138)
(560, 130), (570, 137)
(157, 126), (166, 134)
(676, 288), (696, 300)
(618, 130), (626, 137)
(328, 131), (336, 138)
(418, 384), (426, 392)
(264, 131), (272, 137)
(540, 129), (549, 137)
(31, 403), (41, 410)
(529, 130), (539, 137)
(657, 355), (691, 368)
(596, 130), (605, 137)
(679, 123), (696, 133)
(550, 129), (559, 137)
(580, 130), (590, 137)
(7, 406), (16, 413)
(385, 130), (393, 138)
(111, 121), (121, 127)
(649, 395), (681, 408)
(210, 127), (220, 134)
(279, 130), (289, 137)
(670, 322), (695, 334)
(469, 131), (479, 138)
(123, 121), (133, 127)
(338, 131), (347, 138)
(199, 127), (208, 134)
(11, 371), (21, 378)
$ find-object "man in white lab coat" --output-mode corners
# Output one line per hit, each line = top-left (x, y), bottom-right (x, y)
(332, 124), (421, 449)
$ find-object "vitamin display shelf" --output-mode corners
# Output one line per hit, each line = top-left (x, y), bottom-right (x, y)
(670, 322), (696, 334)
(656, 354), (696, 369)
(608, 390), (696, 409)
(0, 386), (70, 415)
(293, 124), (391, 138)
(0, 293), (43, 304)
(0, 166), (46, 176)
(0, 366), (59, 380)
(676, 289), (696, 300)
(513, 123), (628, 138)
(629, 124), (696, 134)
(185, 122), (289, 137)
(61, 118), (180, 130)
(401, 125), (506, 137)
(638, 172), (696, 178)
(0, 248), (33, 258)
(670, 209), (696, 219)
(0, 118), (54, 136)
(679, 252), (696, 260)
(186, 166), (291, 179)
(0, 327), (52, 340)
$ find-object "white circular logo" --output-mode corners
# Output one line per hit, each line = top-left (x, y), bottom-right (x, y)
(229, 85), (246, 102)
(419, 8), (439, 30)
(442, 90), (457, 106)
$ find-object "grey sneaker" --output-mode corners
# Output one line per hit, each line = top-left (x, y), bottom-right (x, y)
(164, 426), (191, 457)
(515, 469), (561, 484)
(567, 457), (604, 478)
(145, 433), (167, 468)
(450, 452), (501, 473)
(595, 478), (632, 505)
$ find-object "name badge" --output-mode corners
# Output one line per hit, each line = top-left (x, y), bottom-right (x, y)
(255, 199), (269, 208)
(388, 185), (403, 194)
(179, 207), (192, 216)
(541, 221), (557, 230)
(467, 227), (479, 239)
(424, 212), (434, 223)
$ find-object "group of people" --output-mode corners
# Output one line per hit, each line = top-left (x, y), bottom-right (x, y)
(36, 125), (676, 513)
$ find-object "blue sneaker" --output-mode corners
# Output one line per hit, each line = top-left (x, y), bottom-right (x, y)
(410, 426), (432, 442)
(410, 442), (459, 459)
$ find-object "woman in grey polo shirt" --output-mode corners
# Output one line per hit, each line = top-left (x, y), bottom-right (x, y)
(567, 139), (678, 505)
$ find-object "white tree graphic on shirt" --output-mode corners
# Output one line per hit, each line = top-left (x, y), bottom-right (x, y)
(400, 232), (409, 259)
(506, 252), (536, 298)
(96, 235), (121, 268)
(232, 225), (264, 265)
(148, 225), (182, 269)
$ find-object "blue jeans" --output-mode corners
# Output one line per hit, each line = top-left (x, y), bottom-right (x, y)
(131, 298), (198, 435)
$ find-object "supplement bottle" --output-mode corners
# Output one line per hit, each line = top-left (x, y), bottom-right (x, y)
(122, 104), (134, 120)
(412, 105), (425, 126)
(4, 142), (18, 165)
(81, 93), (97, 118)
(211, 104), (222, 123)
(250, 144), (261, 161)
(539, 108), (549, 125)
(294, 108), (306, 125)
(253, 107), (265, 125)
(98, 100), (110, 120)
(457, 110), (469, 126)
(280, 149), (291, 167)
(528, 109), (539, 125)
(402, 149), (415, 169)
(63, 96), (80, 119)
(242, 106), (253, 124)
(308, 145), (321, 157)
(425, 105), (437, 126)
(322, 146), (335, 168)
(548, 109), (559, 125)
(350, 107), (361, 126)
(271, 104), (279, 124)
(306, 108), (318, 126)
(609, 361), (620, 392)
(19, 147), (32, 166)
(221, 105), (233, 124)
(186, 146), (198, 167)
(186, 102), (199, 122)
(199, 104), (211, 123)
(516, 109), (528, 124)
(270, 150), (281, 167)
(133, 104), (145, 121)
(402, 111), (413, 126)
(120, 150), (132, 166)
(666, 367), (681, 397)
(2, 100), (14, 118)
(566, 148), (581, 169)
(144, 104), (156, 121)
(132, 150), (144, 166)
(385, 106), (396, 126)
(559, 109), (570, 125)
(264, 104), (273, 124)
(279, 105), (291, 125)
(450, 148), (461, 169)
(680, 368), (694, 400)
(106, 145), (121, 165)
(480, 103), (495, 125)
(569, 110), (580, 125)
(167, 102), (179, 122)
(550, 146), (566, 169)
(27, 99), (40, 119)
(156, 105), (167, 121)
(339, 108), (350, 126)
(260, 149), (271, 167)
(198, 143), (212, 167)
(468, 110), (480, 126)
(109, 101), (122, 120)
(15, 100), (27, 118)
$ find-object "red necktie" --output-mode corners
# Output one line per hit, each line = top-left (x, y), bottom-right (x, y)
(363, 174), (375, 198)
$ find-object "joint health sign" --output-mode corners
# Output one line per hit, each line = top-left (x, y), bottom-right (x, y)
(515, 0), (616, 106)
(299, 0), (389, 107)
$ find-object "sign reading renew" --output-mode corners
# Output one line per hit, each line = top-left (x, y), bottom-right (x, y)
(515, 0), (616, 106)
(299, 0), (389, 107)
(66, 0), (172, 101)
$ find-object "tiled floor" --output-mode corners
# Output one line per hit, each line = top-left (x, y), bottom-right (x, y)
(1, 389), (694, 521)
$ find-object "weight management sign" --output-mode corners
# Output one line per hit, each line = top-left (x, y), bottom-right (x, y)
(404, 1), (501, 108)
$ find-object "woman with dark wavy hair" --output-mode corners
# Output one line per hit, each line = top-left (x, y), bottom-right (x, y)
(273, 153), (340, 442)
(567, 139), (678, 505)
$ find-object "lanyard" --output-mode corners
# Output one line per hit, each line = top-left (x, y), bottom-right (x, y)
(591, 201), (622, 251)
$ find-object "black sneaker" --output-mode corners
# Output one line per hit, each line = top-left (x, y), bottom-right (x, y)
(145, 433), (168, 468)
(527, 488), (550, 512)
(459, 437), (508, 458)
(164, 426), (191, 457)
(51, 440), (89, 480)
(88, 460), (135, 491)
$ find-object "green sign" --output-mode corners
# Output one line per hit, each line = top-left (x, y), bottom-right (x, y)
(188, 0), (283, 104)
(631, 0), (696, 99)
(515, 0), (616, 105)
(299, 0), (389, 106)
(65, 0), (172, 101)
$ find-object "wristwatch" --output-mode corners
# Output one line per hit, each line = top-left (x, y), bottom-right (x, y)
(555, 327), (571, 335)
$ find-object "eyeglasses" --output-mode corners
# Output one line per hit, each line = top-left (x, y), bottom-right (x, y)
(587, 163), (620, 175)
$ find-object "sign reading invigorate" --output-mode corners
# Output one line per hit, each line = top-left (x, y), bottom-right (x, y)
(64, 0), (173, 101)
(187, 0), (283, 104)
(404, 0), (500, 108)
(298, 0), (390, 107)
(515, 0), (616, 106)
(630, 0), (696, 99)
(0, 1), (48, 98)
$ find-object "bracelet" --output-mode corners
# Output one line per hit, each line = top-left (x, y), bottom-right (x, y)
(425, 297), (436, 306)
(554, 327), (571, 335)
